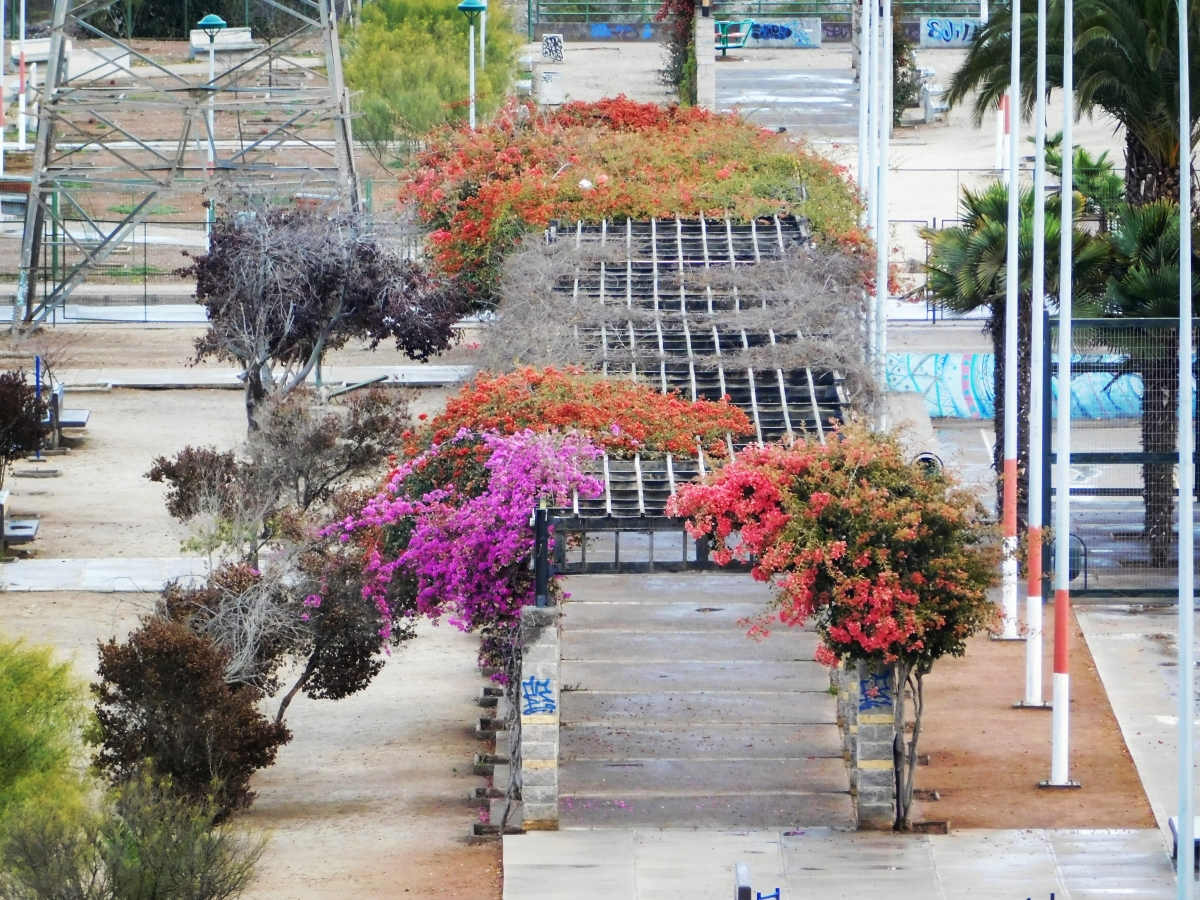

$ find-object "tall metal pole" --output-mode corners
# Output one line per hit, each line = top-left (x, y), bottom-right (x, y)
(1023, 0), (1048, 707)
(468, 22), (476, 131)
(1048, 0), (1075, 788)
(207, 38), (216, 171)
(865, 0), (878, 378)
(857, 0), (871, 228)
(16, 0), (23, 150)
(1177, 0), (1195, 889)
(1000, 0), (1022, 640)
(875, 0), (891, 421)
(480, 6), (486, 69)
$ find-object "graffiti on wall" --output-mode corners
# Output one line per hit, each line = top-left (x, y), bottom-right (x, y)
(919, 17), (982, 48)
(887, 353), (1147, 420)
(745, 17), (821, 48)
(588, 22), (655, 40)
(541, 33), (564, 62)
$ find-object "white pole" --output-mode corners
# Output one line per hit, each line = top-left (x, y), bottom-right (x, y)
(16, 0), (23, 151)
(876, 0), (891, 418)
(1000, 0), (1021, 641)
(480, 7), (486, 69)
(468, 22), (476, 131)
(1024, 0), (1048, 707)
(980, 0), (988, 24)
(1177, 0), (1194, 888)
(857, 0), (871, 226)
(28, 59), (33, 126)
(1049, 0), (1074, 787)
(2, 0), (7, 78)
(865, 0), (877, 376)
(995, 97), (1005, 171)
(207, 39), (216, 171)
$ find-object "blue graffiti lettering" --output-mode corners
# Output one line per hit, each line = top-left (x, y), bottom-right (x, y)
(750, 22), (793, 40)
(590, 23), (612, 39)
(925, 17), (977, 44)
(858, 669), (894, 711)
(522, 676), (557, 716)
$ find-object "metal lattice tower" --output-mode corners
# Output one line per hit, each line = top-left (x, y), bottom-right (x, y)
(16, 0), (359, 324)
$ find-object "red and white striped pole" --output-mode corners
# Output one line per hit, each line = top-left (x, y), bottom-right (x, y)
(999, 0), (1021, 642)
(1045, 0), (1077, 789)
(1021, 0), (1049, 708)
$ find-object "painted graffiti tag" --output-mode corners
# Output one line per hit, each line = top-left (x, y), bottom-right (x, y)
(858, 669), (894, 711)
(541, 33), (564, 62)
(521, 675), (557, 715)
(920, 17), (982, 47)
(750, 22), (793, 41)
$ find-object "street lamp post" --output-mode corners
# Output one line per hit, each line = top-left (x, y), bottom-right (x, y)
(457, 0), (485, 131)
(197, 14), (226, 173)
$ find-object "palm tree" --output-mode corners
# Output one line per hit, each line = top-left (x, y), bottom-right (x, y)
(1104, 201), (1200, 564)
(946, 0), (1200, 205)
(922, 183), (1109, 519)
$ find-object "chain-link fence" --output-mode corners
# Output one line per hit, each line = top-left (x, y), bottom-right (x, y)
(1048, 317), (1199, 597)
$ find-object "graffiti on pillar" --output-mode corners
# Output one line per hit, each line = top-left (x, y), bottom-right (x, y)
(757, 891), (781, 900)
(521, 675), (557, 715)
(858, 669), (894, 711)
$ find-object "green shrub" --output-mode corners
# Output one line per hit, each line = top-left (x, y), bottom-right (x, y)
(345, 0), (516, 163)
(0, 638), (88, 830)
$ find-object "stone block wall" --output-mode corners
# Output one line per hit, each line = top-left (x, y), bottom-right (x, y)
(854, 660), (897, 830)
(518, 606), (561, 830)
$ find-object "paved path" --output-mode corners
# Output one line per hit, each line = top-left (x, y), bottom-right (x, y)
(1077, 606), (1200, 845)
(503, 827), (1173, 900)
(0, 557), (208, 592)
(717, 67), (858, 134)
(52, 364), (474, 389)
(558, 574), (853, 829)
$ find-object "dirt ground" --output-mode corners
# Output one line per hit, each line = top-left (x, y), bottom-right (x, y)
(913, 606), (1156, 829)
(0, 591), (502, 899)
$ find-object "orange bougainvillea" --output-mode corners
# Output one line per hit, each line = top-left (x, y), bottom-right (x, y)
(404, 366), (753, 460)
(402, 97), (864, 304)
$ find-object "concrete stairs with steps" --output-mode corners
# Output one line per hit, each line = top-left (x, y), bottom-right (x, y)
(558, 573), (854, 829)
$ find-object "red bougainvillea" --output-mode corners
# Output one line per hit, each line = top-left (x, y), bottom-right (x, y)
(406, 366), (754, 460)
(402, 97), (864, 302)
(666, 422), (999, 668)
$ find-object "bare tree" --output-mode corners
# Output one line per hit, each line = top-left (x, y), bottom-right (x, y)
(182, 204), (465, 428)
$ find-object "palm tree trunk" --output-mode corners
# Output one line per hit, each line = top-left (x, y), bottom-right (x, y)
(990, 291), (1033, 527)
(1140, 340), (1179, 567)
(1125, 133), (1182, 205)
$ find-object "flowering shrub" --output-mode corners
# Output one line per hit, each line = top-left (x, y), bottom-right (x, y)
(326, 429), (602, 635)
(407, 366), (754, 459)
(404, 97), (864, 302)
(666, 422), (998, 829)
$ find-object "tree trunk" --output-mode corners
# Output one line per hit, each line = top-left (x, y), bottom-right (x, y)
(245, 368), (268, 432)
(1124, 132), (1182, 205)
(990, 290), (1033, 528)
(892, 662), (926, 831)
(275, 650), (320, 726)
(1139, 341), (1180, 567)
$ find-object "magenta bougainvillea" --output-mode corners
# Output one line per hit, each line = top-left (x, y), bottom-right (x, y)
(321, 429), (602, 635)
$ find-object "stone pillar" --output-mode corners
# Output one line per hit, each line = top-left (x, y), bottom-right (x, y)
(836, 663), (858, 796)
(518, 606), (561, 830)
(693, 4), (716, 112)
(854, 660), (896, 830)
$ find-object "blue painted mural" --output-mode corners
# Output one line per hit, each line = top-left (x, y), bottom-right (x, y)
(887, 353), (1149, 420)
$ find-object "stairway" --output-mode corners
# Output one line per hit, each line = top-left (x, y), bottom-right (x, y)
(558, 573), (855, 828)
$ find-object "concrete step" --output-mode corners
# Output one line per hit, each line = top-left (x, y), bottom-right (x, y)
(562, 573), (776, 605)
(562, 630), (819, 661)
(561, 691), (837, 725)
(562, 601), (777, 632)
(562, 723), (843, 759)
(560, 758), (850, 794)
(561, 660), (830, 692)
(558, 792), (854, 828)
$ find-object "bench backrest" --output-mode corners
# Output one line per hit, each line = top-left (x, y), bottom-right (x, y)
(50, 382), (64, 425)
(189, 27), (259, 52)
(0, 489), (10, 530)
(8, 38), (72, 64)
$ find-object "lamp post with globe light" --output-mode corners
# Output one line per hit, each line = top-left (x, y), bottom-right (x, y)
(457, 0), (485, 130)
(198, 14), (226, 172)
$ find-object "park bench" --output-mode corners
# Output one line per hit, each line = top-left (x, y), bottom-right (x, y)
(48, 382), (90, 448)
(715, 20), (754, 57)
(188, 27), (263, 58)
(1169, 817), (1200, 867)
(8, 37), (73, 65)
(922, 83), (949, 124)
(0, 489), (38, 554)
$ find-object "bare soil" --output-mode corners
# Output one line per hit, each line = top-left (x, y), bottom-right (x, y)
(0, 591), (502, 900)
(913, 606), (1156, 829)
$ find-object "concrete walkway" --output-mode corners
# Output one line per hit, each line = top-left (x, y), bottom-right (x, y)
(53, 364), (474, 390)
(0, 557), (208, 592)
(503, 827), (1174, 900)
(559, 574), (853, 829)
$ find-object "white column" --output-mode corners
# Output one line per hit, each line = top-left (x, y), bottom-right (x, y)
(1049, 0), (1074, 788)
(468, 23), (476, 130)
(1000, 0), (1021, 641)
(875, 0), (890, 416)
(16, 0), (24, 150)
(857, 0), (871, 224)
(1023, 0), (1049, 707)
(480, 8), (486, 69)
(1177, 0), (1195, 889)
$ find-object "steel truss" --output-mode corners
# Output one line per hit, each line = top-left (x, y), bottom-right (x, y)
(16, 0), (359, 325)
